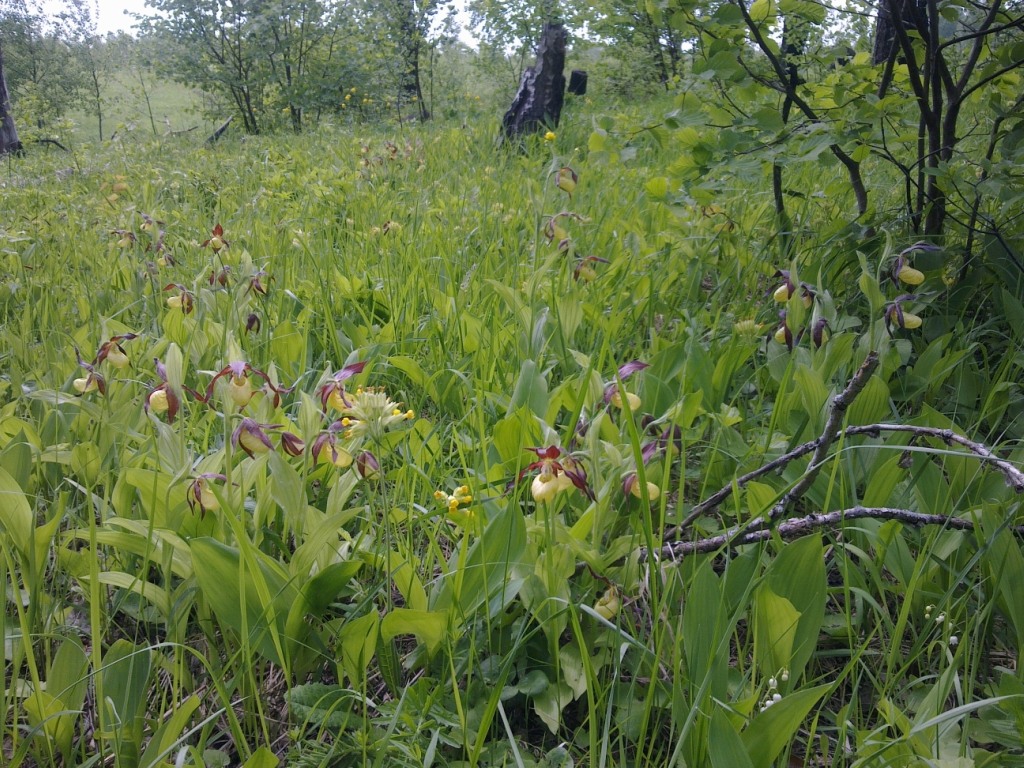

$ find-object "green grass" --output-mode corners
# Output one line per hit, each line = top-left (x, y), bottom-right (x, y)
(1, 97), (1023, 768)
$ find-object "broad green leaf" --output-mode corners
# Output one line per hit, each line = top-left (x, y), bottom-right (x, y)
(741, 684), (831, 768)
(140, 695), (202, 768)
(753, 587), (799, 675)
(381, 608), (447, 655)
(242, 746), (279, 768)
(337, 612), (379, 686)
(81, 571), (171, 617)
(430, 502), (527, 621)
(98, 639), (153, 766)
(508, 359), (548, 418)
(710, 705), (755, 768)
(0, 465), (32, 556)
(847, 374), (891, 425)
(759, 535), (826, 683)
(191, 538), (298, 668)
(533, 678), (572, 734)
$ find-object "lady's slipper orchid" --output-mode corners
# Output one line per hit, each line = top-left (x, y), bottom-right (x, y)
(771, 269), (815, 308)
(73, 349), (106, 395)
(94, 333), (138, 369)
(209, 266), (231, 287)
(623, 472), (661, 501)
(518, 445), (595, 503)
(318, 361), (368, 411)
(197, 360), (290, 408)
(144, 357), (181, 423)
(889, 242), (940, 288)
(232, 418), (277, 458)
(188, 473), (227, 516)
(593, 586), (620, 621)
(603, 360), (649, 412)
(885, 295), (925, 333)
(280, 431), (305, 457)
(164, 284), (195, 314)
(355, 450), (381, 480)
(111, 229), (136, 248)
(312, 423), (354, 468)
(556, 166), (578, 197)
(573, 255), (609, 282)
(201, 223), (229, 252)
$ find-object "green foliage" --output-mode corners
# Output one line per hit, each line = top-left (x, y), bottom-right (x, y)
(1, 79), (1023, 768)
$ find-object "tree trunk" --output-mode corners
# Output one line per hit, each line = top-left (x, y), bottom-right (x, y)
(502, 22), (567, 141)
(0, 37), (24, 156)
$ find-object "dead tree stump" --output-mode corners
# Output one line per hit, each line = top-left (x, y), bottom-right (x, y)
(502, 23), (567, 142)
(568, 70), (587, 96)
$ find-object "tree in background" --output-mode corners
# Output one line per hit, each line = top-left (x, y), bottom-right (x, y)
(0, 33), (23, 154)
(0, 0), (93, 138)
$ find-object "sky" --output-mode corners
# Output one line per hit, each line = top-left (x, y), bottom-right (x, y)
(94, 0), (147, 34)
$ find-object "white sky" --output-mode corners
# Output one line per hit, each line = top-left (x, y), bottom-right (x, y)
(94, 0), (147, 34)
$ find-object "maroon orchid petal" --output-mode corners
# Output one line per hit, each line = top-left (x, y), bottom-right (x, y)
(617, 360), (649, 380)
(154, 357), (168, 382)
(280, 431), (305, 457)
(563, 463), (596, 501)
(332, 361), (367, 381)
(526, 446), (561, 460)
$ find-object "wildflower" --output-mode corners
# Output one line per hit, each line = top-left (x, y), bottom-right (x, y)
(209, 266), (231, 287)
(198, 360), (290, 408)
(311, 422), (353, 468)
(544, 130), (556, 141)
(139, 212), (163, 233)
(245, 313), (261, 335)
(355, 450), (381, 480)
(623, 472), (660, 501)
(201, 223), (229, 252)
(603, 360), (648, 411)
(232, 418), (277, 458)
(593, 586), (620, 621)
(246, 270), (270, 296)
(94, 333), (138, 369)
(73, 349), (106, 395)
(164, 284), (194, 314)
(889, 242), (940, 288)
(111, 229), (136, 248)
(556, 166), (578, 196)
(733, 318), (762, 336)
(771, 269), (814, 307)
(188, 473), (227, 516)
(435, 484), (473, 513)
(885, 295), (924, 332)
(318, 361), (368, 411)
(773, 311), (794, 349)
(519, 445), (595, 503)
(145, 357), (180, 422)
(573, 255), (608, 282)
(898, 264), (925, 285)
(334, 387), (414, 443)
(812, 317), (829, 348)
(280, 431), (305, 457)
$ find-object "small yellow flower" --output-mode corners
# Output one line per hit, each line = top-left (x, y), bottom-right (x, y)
(544, 131), (556, 141)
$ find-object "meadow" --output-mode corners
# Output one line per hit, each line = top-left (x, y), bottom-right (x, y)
(2, 82), (1024, 767)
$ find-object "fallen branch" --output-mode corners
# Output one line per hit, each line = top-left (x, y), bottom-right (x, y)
(650, 507), (1024, 561)
(206, 116), (233, 145)
(647, 349), (1024, 562)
